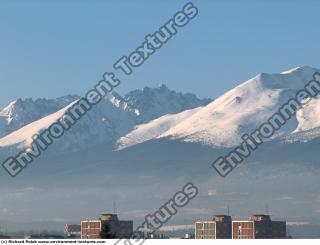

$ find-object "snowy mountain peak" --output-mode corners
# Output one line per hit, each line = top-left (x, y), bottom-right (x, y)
(158, 66), (320, 147)
(0, 100), (18, 124)
(280, 65), (315, 75)
(0, 100), (79, 148)
(117, 66), (320, 149)
(124, 84), (212, 123)
(0, 95), (79, 138)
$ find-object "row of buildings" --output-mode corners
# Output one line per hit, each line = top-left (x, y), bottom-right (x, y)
(65, 213), (286, 239)
(195, 214), (286, 239)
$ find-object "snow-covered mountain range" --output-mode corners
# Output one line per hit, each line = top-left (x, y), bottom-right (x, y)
(1, 66), (320, 153)
(0, 85), (211, 151)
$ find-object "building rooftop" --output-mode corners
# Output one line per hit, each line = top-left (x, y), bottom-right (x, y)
(250, 214), (271, 221)
(213, 215), (232, 222)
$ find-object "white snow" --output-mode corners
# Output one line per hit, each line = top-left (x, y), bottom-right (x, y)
(2, 66), (320, 151)
(294, 96), (320, 132)
(117, 107), (202, 149)
(0, 95), (79, 138)
(119, 66), (320, 149)
(0, 100), (17, 124)
(0, 85), (210, 151)
(0, 100), (78, 148)
(280, 66), (303, 74)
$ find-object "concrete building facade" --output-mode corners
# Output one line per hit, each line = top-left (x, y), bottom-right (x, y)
(81, 213), (133, 239)
(232, 214), (286, 239)
(81, 220), (102, 239)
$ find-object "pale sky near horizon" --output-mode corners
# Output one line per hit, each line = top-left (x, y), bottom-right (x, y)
(1, 0), (320, 108)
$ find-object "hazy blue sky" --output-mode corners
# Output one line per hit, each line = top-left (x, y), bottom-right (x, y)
(1, 0), (320, 108)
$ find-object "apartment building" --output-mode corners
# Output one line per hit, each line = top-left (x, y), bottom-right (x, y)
(232, 214), (286, 239)
(81, 213), (133, 239)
